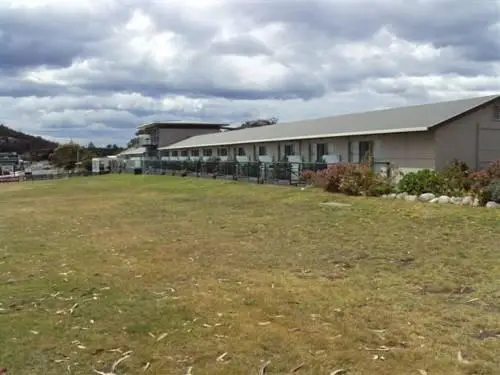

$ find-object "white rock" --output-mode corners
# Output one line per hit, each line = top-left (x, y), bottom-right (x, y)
(438, 196), (451, 204)
(389, 193), (397, 199)
(486, 201), (500, 208)
(473, 197), (480, 207)
(381, 194), (388, 199)
(429, 198), (439, 203)
(419, 193), (436, 202)
(397, 192), (408, 200)
(450, 197), (463, 205)
(405, 195), (418, 202)
(461, 196), (474, 206)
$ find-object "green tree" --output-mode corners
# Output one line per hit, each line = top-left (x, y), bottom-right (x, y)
(50, 143), (95, 170)
(127, 137), (139, 148)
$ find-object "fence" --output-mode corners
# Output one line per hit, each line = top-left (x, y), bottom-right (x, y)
(139, 160), (393, 185)
(0, 171), (93, 184)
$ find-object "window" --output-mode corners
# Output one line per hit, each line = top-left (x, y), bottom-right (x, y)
(237, 147), (246, 156)
(164, 151), (170, 157)
(258, 146), (267, 156)
(191, 149), (199, 157)
(284, 144), (295, 156)
(316, 143), (327, 161)
(359, 141), (374, 162)
(494, 105), (500, 121)
(180, 150), (188, 157)
(151, 129), (159, 145)
(171, 150), (178, 157)
(217, 148), (228, 157)
(203, 148), (213, 157)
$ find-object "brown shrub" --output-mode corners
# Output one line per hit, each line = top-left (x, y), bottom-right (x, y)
(301, 163), (394, 196)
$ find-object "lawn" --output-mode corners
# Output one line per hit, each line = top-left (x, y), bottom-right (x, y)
(0, 175), (499, 375)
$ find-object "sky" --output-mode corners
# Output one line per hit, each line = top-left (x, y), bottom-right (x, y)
(0, 0), (499, 147)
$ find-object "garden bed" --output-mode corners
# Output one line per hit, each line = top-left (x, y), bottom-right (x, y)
(301, 159), (500, 208)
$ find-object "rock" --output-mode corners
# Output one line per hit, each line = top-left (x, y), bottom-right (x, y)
(450, 197), (463, 205)
(461, 196), (474, 206)
(381, 194), (388, 199)
(486, 201), (500, 208)
(405, 195), (418, 202)
(389, 193), (397, 199)
(319, 202), (352, 208)
(429, 198), (439, 203)
(438, 196), (450, 204)
(473, 198), (480, 207)
(396, 192), (408, 200)
(419, 193), (436, 202)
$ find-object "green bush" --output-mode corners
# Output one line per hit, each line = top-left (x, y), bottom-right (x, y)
(441, 159), (471, 195)
(366, 178), (395, 197)
(397, 169), (447, 195)
(486, 180), (500, 203)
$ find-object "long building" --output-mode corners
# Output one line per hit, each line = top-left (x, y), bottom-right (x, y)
(157, 94), (500, 173)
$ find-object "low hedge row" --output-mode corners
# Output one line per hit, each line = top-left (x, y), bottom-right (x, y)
(301, 159), (500, 205)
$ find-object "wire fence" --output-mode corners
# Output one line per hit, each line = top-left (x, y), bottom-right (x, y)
(0, 171), (93, 184)
(1, 160), (393, 186)
(135, 160), (393, 185)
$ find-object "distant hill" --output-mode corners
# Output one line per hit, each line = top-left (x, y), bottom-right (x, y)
(0, 124), (58, 161)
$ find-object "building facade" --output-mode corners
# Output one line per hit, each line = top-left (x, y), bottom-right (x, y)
(159, 95), (500, 174)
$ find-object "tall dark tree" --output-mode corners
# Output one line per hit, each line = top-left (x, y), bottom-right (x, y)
(50, 143), (95, 170)
(127, 137), (139, 148)
(226, 117), (278, 131)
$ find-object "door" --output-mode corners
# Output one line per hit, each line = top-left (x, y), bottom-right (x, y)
(359, 141), (374, 163)
(316, 143), (327, 162)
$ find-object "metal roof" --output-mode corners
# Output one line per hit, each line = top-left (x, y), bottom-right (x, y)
(137, 121), (229, 131)
(117, 147), (147, 156)
(159, 94), (499, 150)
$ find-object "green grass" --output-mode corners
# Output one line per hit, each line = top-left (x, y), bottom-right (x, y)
(0, 175), (499, 375)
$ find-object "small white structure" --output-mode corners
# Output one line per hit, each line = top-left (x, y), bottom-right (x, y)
(91, 157), (111, 174)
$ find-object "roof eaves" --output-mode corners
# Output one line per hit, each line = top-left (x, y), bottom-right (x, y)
(158, 126), (429, 150)
(427, 94), (500, 130)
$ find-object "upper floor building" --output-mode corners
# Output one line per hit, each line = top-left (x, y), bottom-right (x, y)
(136, 121), (229, 149)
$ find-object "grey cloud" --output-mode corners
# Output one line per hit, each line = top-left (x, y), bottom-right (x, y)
(209, 35), (273, 56)
(0, 0), (498, 146)
(0, 4), (131, 71)
(235, 0), (499, 63)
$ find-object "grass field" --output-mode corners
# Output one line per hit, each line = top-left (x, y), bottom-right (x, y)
(0, 175), (499, 375)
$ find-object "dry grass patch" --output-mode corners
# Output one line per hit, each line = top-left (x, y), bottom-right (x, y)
(0, 175), (499, 375)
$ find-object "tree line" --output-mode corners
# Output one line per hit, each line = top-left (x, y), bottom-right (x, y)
(49, 143), (124, 170)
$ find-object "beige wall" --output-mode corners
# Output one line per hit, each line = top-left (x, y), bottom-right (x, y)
(434, 100), (500, 170)
(301, 133), (435, 171)
(188, 132), (435, 172)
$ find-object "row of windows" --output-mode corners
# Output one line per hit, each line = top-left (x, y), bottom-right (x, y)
(163, 143), (334, 158)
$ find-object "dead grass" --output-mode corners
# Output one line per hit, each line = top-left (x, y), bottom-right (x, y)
(0, 175), (499, 375)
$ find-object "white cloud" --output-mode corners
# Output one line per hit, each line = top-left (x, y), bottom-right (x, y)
(0, 0), (498, 146)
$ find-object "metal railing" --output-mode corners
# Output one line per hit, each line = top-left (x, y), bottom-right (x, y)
(138, 160), (392, 185)
(0, 171), (95, 183)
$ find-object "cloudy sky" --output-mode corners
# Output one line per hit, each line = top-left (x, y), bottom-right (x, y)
(0, 0), (499, 146)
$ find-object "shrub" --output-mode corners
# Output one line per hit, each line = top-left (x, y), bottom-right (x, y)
(365, 177), (395, 197)
(397, 169), (447, 195)
(337, 163), (374, 196)
(470, 160), (500, 200)
(486, 180), (500, 203)
(300, 169), (319, 185)
(302, 162), (394, 196)
(470, 170), (490, 193)
(485, 160), (500, 179)
(441, 159), (472, 195)
(321, 163), (358, 193)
